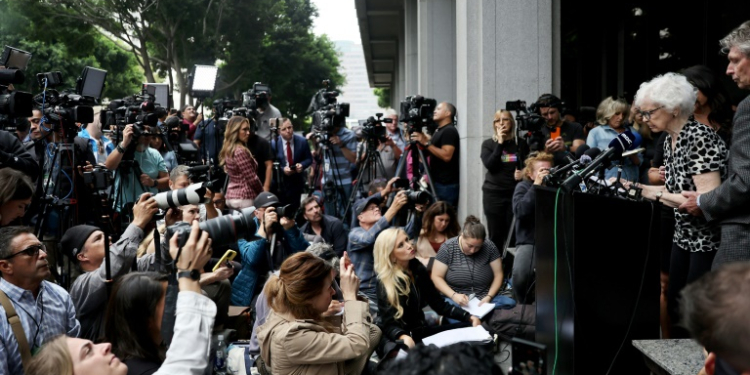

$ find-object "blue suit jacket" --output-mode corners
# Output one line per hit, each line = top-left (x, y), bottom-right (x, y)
(272, 134), (313, 191)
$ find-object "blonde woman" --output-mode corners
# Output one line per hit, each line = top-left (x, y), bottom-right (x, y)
(586, 97), (640, 181)
(481, 109), (522, 249)
(219, 116), (263, 209)
(374, 228), (480, 359)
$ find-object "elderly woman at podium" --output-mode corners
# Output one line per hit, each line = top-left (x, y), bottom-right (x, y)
(628, 72), (727, 338)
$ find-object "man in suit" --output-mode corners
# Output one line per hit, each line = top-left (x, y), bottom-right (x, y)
(272, 118), (313, 211)
(681, 20), (750, 269)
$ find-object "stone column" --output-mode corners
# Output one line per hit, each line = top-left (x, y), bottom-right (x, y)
(404, 0), (419, 96)
(417, 0), (456, 104)
(455, 0), (558, 221)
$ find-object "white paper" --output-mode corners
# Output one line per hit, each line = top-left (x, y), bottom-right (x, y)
(395, 349), (409, 360)
(422, 325), (492, 348)
(461, 297), (495, 318)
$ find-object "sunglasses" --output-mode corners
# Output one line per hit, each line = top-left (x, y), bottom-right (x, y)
(3, 244), (46, 260)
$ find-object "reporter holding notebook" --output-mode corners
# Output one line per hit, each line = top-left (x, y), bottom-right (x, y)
(431, 216), (516, 322)
(374, 227), (480, 360)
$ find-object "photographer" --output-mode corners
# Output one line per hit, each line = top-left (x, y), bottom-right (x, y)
(536, 94), (586, 162)
(411, 102), (460, 208)
(77, 113), (114, 165)
(230, 192), (309, 307)
(193, 106), (223, 165)
(358, 124), (403, 183)
(511, 151), (554, 304)
(299, 196), (348, 256)
(181, 104), (201, 140)
(253, 88), (282, 140)
(168, 165), (220, 220)
(349, 187), (422, 315)
(317, 121), (358, 218)
(384, 108), (406, 152)
(61, 192), (159, 341)
(104, 124), (169, 211)
(271, 118), (312, 208)
(24, 108), (97, 224)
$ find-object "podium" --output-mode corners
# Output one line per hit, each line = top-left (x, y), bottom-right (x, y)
(535, 187), (660, 375)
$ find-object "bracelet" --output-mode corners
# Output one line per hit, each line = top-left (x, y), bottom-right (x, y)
(152, 178), (158, 188)
(451, 291), (457, 299)
(116, 143), (126, 154)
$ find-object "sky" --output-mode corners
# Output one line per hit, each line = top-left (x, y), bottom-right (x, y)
(311, 0), (361, 43)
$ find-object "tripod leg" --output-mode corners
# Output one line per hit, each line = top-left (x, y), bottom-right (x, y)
(415, 145), (439, 200)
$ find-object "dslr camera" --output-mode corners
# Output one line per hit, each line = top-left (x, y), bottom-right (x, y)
(399, 95), (437, 134)
(506, 100), (547, 153)
(167, 207), (259, 249)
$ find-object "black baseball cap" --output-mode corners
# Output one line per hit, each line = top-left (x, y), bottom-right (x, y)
(254, 192), (280, 208)
(355, 195), (382, 216)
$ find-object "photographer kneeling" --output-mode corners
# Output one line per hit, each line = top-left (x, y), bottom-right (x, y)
(230, 192), (309, 307)
(61, 192), (159, 341)
(511, 151), (554, 304)
(27, 221), (217, 375)
(349, 184), (422, 316)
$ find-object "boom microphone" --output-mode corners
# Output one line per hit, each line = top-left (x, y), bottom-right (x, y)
(561, 131), (641, 193)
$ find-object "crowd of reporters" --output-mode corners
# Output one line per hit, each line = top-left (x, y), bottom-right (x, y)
(1, 19), (750, 375)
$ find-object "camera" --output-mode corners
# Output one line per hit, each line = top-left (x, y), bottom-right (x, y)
(308, 80), (350, 138)
(102, 85), (161, 148)
(166, 207), (259, 249)
(506, 100), (547, 153)
(32, 70), (102, 137)
(404, 189), (431, 206)
(361, 113), (391, 144)
(243, 82), (271, 116)
(399, 95), (437, 134)
(83, 166), (112, 191)
(153, 182), (210, 210)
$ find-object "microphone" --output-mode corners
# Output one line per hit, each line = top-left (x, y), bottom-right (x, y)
(561, 131), (641, 192)
(543, 147), (601, 186)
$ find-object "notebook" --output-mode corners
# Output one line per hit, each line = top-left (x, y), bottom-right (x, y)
(461, 296), (495, 318)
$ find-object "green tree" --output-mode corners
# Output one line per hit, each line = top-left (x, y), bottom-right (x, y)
(0, 0), (143, 99)
(373, 88), (391, 109)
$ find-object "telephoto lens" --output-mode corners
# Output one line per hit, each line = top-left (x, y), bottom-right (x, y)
(167, 207), (260, 249)
(153, 183), (209, 210)
(405, 190), (431, 205)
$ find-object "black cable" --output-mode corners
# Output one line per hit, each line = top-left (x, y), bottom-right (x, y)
(604, 201), (655, 375)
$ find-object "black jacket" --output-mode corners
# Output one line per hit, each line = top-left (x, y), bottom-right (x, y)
(299, 214), (348, 256)
(0, 130), (39, 180)
(376, 258), (471, 342)
(512, 180), (536, 246)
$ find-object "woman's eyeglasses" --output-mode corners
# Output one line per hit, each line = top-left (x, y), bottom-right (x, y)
(2, 244), (46, 260)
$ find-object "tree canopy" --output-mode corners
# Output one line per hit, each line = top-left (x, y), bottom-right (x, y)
(19, 0), (345, 129)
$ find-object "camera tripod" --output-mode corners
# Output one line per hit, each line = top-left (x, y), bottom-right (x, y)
(392, 138), (438, 203)
(310, 133), (349, 219)
(347, 138), (389, 216)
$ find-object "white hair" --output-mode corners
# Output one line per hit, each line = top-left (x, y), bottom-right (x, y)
(720, 21), (750, 56)
(383, 108), (398, 118)
(634, 73), (696, 118)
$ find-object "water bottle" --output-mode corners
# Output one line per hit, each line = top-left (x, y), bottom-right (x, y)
(214, 335), (227, 375)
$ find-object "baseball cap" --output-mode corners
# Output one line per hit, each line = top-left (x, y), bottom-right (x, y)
(354, 195), (382, 216)
(254, 192), (280, 208)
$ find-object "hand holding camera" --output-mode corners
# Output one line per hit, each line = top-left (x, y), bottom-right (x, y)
(132, 193), (159, 229)
(122, 124), (134, 148)
(170, 221), (212, 272)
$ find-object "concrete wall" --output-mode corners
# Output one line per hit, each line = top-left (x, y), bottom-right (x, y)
(455, 0), (558, 220)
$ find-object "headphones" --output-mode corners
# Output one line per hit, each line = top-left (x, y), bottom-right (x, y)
(536, 94), (564, 114)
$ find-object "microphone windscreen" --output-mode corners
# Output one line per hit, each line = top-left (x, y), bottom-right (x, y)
(608, 131), (638, 152)
(579, 154), (593, 165)
(574, 144), (590, 159)
(584, 147), (602, 159)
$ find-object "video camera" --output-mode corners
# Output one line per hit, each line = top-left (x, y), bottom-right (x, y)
(33, 66), (107, 138)
(0, 46), (34, 130)
(308, 80), (350, 139)
(102, 84), (160, 142)
(399, 95), (437, 134)
(361, 113), (391, 144)
(505, 100), (547, 153)
(242, 82), (271, 117)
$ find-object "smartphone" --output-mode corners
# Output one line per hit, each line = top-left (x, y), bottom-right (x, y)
(212, 250), (237, 272)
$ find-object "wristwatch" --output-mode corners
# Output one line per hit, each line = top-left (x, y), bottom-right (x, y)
(655, 190), (663, 202)
(177, 269), (200, 281)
